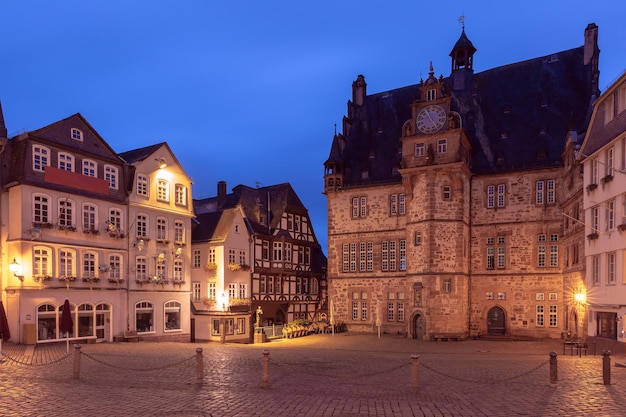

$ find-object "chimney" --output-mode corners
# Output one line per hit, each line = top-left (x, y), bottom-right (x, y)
(217, 181), (227, 207)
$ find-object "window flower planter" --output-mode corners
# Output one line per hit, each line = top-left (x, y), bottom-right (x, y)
(618, 224), (626, 232)
(587, 232), (599, 240)
(586, 183), (598, 192)
(601, 175), (614, 185)
(82, 277), (100, 283)
(205, 263), (217, 272)
(59, 276), (77, 282)
(228, 263), (241, 271)
(108, 278), (124, 283)
(34, 275), (52, 282)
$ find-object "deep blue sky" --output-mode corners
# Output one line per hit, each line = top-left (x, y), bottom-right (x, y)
(1, 1), (624, 253)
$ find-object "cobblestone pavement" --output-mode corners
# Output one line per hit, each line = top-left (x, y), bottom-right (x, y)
(1, 333), (625, 416)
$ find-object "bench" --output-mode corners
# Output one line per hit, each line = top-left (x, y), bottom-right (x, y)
(123, 330), (139, 343)
(433, 333), (464, 341)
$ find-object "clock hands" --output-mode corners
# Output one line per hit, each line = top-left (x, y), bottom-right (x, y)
(424, 109), (435, 126)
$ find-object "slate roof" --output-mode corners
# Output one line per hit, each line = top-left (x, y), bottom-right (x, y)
(329, 27), (597, 186)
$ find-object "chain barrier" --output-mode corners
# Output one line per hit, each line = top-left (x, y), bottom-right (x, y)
(272, 358), (407, 380)
(81, 351), (196, 372)
(419, 358), (550, 385)
(0, 350), (71, 366)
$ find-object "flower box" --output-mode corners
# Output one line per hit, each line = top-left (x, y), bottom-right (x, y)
(59, 276), (77, 282)
(587, 232), (599, 240)
(601, 175), (614, 185)
(82, 277), (100, 283)
(618, 224), (626, 232)
(586, 183), (598, 192)
(205, 263), (217, 272)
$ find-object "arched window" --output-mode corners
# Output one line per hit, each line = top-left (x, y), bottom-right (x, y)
(77, 303), (95, 337)
(37, 303), (57, 341)
(58, 152), (74, 171)
(32, 145), (50, 172)
(59, 248), (76, 278)
(135, 301), (154, 333)
(82, 251), (97, 279)
(33, 246), (52, 280)
(164, 301), (182, 331)
(82, 159), (97, 177)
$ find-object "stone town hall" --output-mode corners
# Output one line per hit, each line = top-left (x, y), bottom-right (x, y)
(324, 24), (599, 340)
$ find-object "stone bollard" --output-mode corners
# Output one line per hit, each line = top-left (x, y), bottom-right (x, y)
(603, 350), (611, 385)
(410, 354), (419, 393)
(549, 351), (557, 384)
(196, 348), (204, 385)
(261, 349), (270, 388)
(73, 344), (82, 379)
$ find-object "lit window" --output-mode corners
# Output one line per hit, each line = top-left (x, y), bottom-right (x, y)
(157, 179), (169, 202)
(33, 145), (49, 172)
(71, 128), (83, 141)
(83, 160), (96, 177)
(165, 301), (181, 331)
(58, 153), (74, 172)
(175, 184), (187, 206)
(136, 214), (148, 238)
(33, 194), (50, 224)
(174, 221), (184, 244)
(157, 218), (167, 241)
(82, 204), (97, 231)
(105, 165), (118, 189)
(83, 252), (97, 278)
(137, 174), (149, 197)
(58, 199), (74, 228)
(135, 301), (154, 333)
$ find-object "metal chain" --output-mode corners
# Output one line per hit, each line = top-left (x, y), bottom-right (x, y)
(419, 359), (550, 385)
(0, 351), (72, 366)
(272, 359), (406, 379)
(81, 351), (196, 372)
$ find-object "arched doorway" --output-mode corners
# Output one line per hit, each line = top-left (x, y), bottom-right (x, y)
(412, 314), (425, 340)
(487, 306), (506, 335)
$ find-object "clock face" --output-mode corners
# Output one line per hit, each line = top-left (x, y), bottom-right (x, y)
(416, 105), (446, 134)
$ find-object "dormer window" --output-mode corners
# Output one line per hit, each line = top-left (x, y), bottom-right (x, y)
(427, 89), (436, 101)
(500, 131), (509, 139)
(71, 128), (83, 141)
(361, 170), (369, 180)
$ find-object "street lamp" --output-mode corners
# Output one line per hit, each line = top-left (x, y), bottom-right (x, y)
(9, 258), (24, 281)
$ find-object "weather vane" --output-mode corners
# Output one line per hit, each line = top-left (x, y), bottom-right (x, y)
(458, 15), (465, 29)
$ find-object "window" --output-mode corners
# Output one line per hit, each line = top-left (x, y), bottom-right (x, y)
(108, 208), (122, 234)
(175, 184), (187, 206)
(284, 243), (291, 263)
(487, 185), (495, 208)
(273, 242), (282, 261)
(361, 301), (368, 320)
(592, 255), (600, 285)
(605, 95), (615, 124)
(71, 128), (83, 141)
(619, 85), (626, 114)
(156, 259), (166, 280)
(536, 305), (545, 327)
(443, 186), (451, 201)
(538, 234), (546, 267)
(83, 159), (96, 177)
(437, 139), (447, 153)
(397, 303), (405, 321)
(157, 179), (169, 202)
(228, 283), (237, 299)
(208, 282), (216, 299)
(192, 282), (201, 301)
(591, 159), (599, 185)
(83, 252), (97, 278)
(137, 174), (149, 197)
(135, 301), (154, 333)
(58, 153), (74, 171)
(174, 221), (184, 244)
(33, 195), (50, 224)
(352, 197), (367, 218)
(608, 252), (616, 284)
(239, 283), (247, 299)
(104, 165), (118, 189)
(382, 241), (389, 271)
(607, 200), (615, 231)
(109, 254), (121, 280)
(211, 319), (220, 336)
(136, 214), (148, 238)
(415, 143), (425, 157)
(262, 241), (269, 260)
(82, 204), (97, 231)
(497, 236), (506, 269)
(33, 145), (49, 172)
(549, 234), (558, 267)
(59, 249), (75, 278)
(427, 89), (436, 101)
(399, 240), (406, 271)
(208, 248), (216, 265)
(443, 279), (452, 293)
(367, 242), (373, 271)
(173, 259), (183, 281)
(156, 218), (167, 241)
(549, 305), (557, 327)
(136, 257), (147, 280)
(606, 147), (614, 177)
(164, 301), (181, 331)
(387, 303), (395, 321)
(342, 244), (350, 272)
(591, 206), (599, 234)
(536, 293), (545, 301)
(546, 180), (555, 204)
(359, 242), (366, 272)
(193, 250), (201, 268)
(352, 301), (359, 320)
(415, 231), (422, 246)
(58, 199), (74, 228)
(497, 292), (506, 300)
(228, 249), (236, 265)
(487, 246), (495, 269)
(497, 184), (506, 207)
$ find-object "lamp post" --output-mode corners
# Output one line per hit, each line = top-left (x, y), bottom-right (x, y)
(9, 258), (24, 281)
(575, 293), (586, 339)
